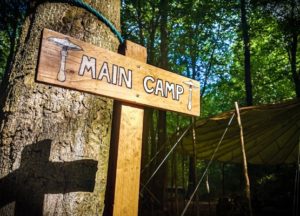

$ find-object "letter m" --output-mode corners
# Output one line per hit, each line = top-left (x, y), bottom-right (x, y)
(79, 55), (96, 79)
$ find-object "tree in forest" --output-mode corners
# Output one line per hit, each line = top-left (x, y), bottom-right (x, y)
(152, 0), (169, 210)
(248, 12), (296, 103)
(121, 2), (162, 206)
(0, 1), (120, 215)
(204, 0), (297, 110)
(169, 1), (239, 202)
(251, 0), (300, 97)
(240, 0), (253, 106)
(119, 1), (300, 215)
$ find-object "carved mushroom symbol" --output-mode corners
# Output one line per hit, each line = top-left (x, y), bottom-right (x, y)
(183, 80), (199, 111)
(48, 37), (83, 82)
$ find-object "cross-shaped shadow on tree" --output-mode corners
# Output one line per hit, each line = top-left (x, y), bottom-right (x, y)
(0, 139), (98, 215)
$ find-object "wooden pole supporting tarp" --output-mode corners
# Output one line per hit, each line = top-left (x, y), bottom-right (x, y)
(235, 102), (253, 216)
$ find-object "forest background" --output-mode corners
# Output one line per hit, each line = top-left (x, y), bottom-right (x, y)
(1, 0), (299, 115)
(0, 0), (299, 215)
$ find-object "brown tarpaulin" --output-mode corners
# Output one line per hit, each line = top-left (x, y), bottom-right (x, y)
(181, 99), (300, 164)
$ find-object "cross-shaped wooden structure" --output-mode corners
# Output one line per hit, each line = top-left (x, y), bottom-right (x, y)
(37, 28), (200, 216)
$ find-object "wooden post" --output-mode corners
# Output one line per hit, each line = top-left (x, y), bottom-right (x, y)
(36, 29), (200, 215)
(104, 41), (147, 216)
(234, 102), (253, 216)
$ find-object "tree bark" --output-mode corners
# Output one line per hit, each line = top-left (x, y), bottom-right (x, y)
(291, 31), (300, 98)
(289, 0), (300, 98)
(187, 156), (196, 196)
(136, 0), (145, 46)
(0, 1), (120, 215)
(152, 0), (169, 210)
(136, 1), (159, 190)
(240, 0), (253, 106)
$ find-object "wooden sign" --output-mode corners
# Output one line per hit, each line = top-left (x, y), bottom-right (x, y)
(37, 29), (200, 116)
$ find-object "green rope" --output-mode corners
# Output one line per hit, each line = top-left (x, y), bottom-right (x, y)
(66, 0), (125, 44)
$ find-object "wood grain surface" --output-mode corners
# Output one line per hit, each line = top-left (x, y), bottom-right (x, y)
(37, 28), (200, 116)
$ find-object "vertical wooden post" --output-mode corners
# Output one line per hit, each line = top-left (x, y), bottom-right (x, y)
(104, 41), (147, 216)
(234, 102), (253, 216)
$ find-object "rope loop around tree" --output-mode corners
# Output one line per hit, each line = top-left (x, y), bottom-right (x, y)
(65, 0), (125, 44)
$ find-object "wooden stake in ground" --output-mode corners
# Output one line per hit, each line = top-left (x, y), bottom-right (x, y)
(234, 102), (253, 216)
(104, 41), (146, 216)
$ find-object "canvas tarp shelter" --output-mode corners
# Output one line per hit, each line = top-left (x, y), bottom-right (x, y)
(181, 99), (300, 164)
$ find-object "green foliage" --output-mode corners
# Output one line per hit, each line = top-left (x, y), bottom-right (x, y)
(122, 2), (299, 214)
(198, 0), (298, 114)
(226, 11), (296, 106)
(0, 1), (297, 113)
(0, 32), (10, 79)
(0, 0), (298, 213)
(0, 0), (29, 81)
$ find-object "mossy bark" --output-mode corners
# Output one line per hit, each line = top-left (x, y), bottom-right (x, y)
(0, 1), (120, 215)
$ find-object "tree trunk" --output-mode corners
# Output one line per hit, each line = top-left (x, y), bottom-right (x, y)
(152, 0), (169, 210)
(289, 0), (300, 98)
(290, 31), (300, 98)
(140, 4), (158, 183)
(187, 156), (196, 196)
(240, 0), (253, 106)
(187, 118), (197, 214)
(0, 1), (120, 215)
(136, 0), (145, 46)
